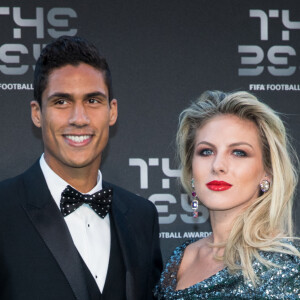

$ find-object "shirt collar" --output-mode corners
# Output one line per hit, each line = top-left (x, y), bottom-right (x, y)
(39, 154), (103, 209)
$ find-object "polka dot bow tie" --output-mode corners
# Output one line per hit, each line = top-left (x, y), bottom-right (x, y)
(60, 185), (113, 218)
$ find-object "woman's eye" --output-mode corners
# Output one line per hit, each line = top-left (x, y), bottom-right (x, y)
(233, 150), (247, 157)
(199, 149), (214, 156)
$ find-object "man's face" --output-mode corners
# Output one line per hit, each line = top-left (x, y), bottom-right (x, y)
(31, 63), (117, 174)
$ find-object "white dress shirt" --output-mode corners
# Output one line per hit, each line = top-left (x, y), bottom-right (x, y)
(40, 154), (110, 292)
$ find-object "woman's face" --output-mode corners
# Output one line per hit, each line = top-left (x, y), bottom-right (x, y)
(192, 114), (267, 213)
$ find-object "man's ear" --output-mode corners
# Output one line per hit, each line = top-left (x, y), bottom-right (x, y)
(109, 99), (118, 126)
(31, 100), (42, 128)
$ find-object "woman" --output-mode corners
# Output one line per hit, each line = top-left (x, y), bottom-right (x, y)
(154, 91), (300, 299)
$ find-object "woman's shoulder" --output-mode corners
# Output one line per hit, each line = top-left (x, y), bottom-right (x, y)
(167, 238), (205, 266)
(255, 239), (300, 298)
(164, 239), (197, 272)
(259, 239), (300, 265)
(153, 239), (199, 296)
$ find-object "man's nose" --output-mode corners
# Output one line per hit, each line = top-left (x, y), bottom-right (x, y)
(69, 103), (90, 127)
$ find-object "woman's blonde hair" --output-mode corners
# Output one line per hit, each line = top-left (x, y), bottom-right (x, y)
(177, 90), (299, 284)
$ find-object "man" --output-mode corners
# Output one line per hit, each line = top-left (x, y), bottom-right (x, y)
(0, 36), (162, 300)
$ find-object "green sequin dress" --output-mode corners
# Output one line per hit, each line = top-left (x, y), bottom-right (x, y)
(154, 239), (300, 299)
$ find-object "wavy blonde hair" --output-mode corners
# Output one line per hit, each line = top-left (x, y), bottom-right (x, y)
(177, 90), (299, 284)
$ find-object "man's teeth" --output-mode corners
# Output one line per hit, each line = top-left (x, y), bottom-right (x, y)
(66, 135), (90, 143)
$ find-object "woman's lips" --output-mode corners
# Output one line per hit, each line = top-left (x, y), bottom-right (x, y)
(206, 180), (232, 191)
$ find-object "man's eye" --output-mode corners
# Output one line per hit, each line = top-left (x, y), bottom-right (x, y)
(233, 150), (247, 157)
(88, 98), (99, 104)
(199, 149), (214, 156)
(55, 99), (67, 105)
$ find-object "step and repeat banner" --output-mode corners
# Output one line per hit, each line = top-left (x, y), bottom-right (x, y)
(0, 0), (299, 261)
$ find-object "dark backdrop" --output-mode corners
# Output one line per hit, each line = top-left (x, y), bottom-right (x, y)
(0, 0), (299, 262)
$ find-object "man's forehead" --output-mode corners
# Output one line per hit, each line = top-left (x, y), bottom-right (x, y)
(47, 63), (105, 80)
(43, 63), (108, 97)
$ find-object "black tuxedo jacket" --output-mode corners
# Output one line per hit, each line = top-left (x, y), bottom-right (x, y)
(0, 161), (162, 300)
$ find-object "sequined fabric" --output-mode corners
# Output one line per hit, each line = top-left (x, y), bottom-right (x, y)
(154, 239), (300, 299)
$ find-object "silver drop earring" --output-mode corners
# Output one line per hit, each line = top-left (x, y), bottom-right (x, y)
(191, 178), (199, 218)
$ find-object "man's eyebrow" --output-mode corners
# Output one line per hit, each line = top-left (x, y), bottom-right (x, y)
(47, 92), (71, 100)
(47, 91), (108, 101)
(85, 92), (108, 99)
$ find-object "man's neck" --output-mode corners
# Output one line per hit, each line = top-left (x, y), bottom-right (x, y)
(44, 158), (100, 193)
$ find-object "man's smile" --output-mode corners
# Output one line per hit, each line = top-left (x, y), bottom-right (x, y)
(64, 134), (93, 146)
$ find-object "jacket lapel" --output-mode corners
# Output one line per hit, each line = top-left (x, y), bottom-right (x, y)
(21, 162), (90, 300)
(103, 182), (138, 300)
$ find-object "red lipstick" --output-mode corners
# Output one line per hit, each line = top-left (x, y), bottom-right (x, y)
(206, 180), (232, 191)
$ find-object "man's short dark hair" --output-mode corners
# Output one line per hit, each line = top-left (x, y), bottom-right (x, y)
(34, 35), (113, 106)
